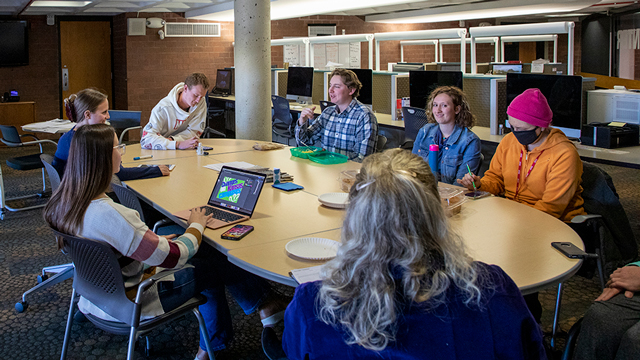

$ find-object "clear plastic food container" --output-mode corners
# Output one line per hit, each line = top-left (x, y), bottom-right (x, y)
(438, 185), (466, 216)
(338, 170), (358, 192)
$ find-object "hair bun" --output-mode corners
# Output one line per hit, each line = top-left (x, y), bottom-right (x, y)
(64, 94), (77, 122)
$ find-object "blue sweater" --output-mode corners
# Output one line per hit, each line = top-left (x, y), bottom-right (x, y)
(283, 262), (545, 360)
(52, 127), (162, 181)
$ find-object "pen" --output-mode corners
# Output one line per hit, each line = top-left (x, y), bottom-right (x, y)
(466, 164), (477, 193)
(134, 155), (153, 160)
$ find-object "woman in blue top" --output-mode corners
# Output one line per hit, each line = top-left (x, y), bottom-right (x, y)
(52, 88), (169, 180)
(412, 86), (481, 184)
(283, 149), (545, 360)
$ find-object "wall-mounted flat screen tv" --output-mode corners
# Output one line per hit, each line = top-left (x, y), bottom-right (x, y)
(0, 21), (29, 66)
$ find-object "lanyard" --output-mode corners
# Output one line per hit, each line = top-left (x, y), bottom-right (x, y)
(515, 150), (544, 199)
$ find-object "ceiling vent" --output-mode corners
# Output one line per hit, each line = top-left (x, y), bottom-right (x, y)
(165, 23), (221, 37)
(127, 18), (146, 36)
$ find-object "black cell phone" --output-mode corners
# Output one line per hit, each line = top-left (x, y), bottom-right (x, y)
(551, 242), (588, 259)
(202, 146), (213, 151)
(221, 225), (254, 241)
(464, 190), (491, 199)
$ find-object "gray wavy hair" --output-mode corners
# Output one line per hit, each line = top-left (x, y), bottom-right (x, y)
(317, 148), (487, 351)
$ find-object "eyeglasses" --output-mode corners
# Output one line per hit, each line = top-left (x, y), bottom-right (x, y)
(113, 143), (126, 155)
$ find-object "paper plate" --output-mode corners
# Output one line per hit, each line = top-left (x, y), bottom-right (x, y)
(285, 237), (340, 260)
(318, 192), (349, 209)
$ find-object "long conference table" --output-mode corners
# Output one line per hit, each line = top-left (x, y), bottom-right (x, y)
(121, 139), (583, 294)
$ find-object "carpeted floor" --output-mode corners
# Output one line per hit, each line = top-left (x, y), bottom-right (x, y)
(0, 142), (638, 359)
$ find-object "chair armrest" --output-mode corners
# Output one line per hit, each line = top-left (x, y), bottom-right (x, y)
(134, 266), (193, 303)
(119, 126), (142, 144)
(21, 139), (59, 147)
(20, 133), (40, 141)
(152, 218), (173, 233)
(571, 214), (602, 224)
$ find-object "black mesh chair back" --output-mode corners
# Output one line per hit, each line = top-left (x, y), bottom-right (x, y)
(57, 230), (135, 325)
(319, 100), (335, 111)
(40, 154), (61, 192)
(111, 183), (146, 223)
(271, 95), (294, 136)
(108, 110), (142, 144)
(402, 107), (429, 141)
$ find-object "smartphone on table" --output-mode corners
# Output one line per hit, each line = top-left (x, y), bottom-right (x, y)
(221, 225), (254, 240)
(551, 242), (588, 259)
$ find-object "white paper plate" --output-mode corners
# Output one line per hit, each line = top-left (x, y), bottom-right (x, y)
(285, 237), (340, 260)
(318, 192), (349, 209)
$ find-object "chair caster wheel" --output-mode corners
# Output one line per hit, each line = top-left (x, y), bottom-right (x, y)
(15, 301), (28, 313)
(37, 274), (48, 283)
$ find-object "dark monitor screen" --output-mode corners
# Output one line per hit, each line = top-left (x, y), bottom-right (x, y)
(346, 68), (372, 105)
(286, 66), (314, 98)
(215, 69), (232, 95)
(409, 71), (463, 110)
(0, 21), (28, 66)
(506, 73), (583, 137)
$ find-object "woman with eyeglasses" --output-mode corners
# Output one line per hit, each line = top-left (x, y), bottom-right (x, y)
(283, 148), (545, 359)
(52, 88), (170, 180)
(44, 124), (288, 360)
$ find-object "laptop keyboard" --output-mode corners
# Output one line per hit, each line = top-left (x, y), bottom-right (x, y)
(201, 206), (243, 222)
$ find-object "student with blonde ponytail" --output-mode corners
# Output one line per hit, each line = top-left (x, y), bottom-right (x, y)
(52, 88), (170, 180)
(283, 149), (545, 359)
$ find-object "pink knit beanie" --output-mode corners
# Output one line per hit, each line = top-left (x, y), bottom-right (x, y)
(507, 88), (553, 128)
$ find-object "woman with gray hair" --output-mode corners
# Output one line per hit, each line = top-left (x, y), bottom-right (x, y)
(282, 148), (545, 359)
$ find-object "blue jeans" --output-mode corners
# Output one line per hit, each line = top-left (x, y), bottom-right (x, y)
(157, 242), (270, 351)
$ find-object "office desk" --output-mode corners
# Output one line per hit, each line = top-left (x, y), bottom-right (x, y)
(122, 139), (582, 294)
(209, 94), (323, 115)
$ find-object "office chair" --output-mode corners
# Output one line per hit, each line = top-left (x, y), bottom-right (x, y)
(376, 134), (387, 152)
(271, 95), (296, 146)
(107, 110), (142, 144)
(401, 107), (429, 149)
(15, 154), (74, 313)
(54, 229), (215, 360)
(111, 183), (184, 235)
(0, 125), (57, 220)
(319, 100), (335, 111)
(262, 327), (288, 360)
(549, 162), (637, 349)
(203, 91), (227, 138)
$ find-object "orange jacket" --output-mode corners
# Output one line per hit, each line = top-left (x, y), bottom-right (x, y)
(480, 129), (586, 222)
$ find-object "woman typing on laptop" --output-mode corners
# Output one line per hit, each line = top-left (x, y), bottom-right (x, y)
(43, 124), (288, 360)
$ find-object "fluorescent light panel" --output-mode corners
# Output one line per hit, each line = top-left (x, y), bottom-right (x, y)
(31, 1), (92, 7)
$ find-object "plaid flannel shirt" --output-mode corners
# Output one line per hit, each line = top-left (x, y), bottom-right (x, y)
(295, 99), (377, 162)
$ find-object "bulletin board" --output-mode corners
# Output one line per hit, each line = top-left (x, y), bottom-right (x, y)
(312, 42), (361, 69)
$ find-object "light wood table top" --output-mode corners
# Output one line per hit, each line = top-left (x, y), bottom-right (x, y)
(122, 139), (582, 293)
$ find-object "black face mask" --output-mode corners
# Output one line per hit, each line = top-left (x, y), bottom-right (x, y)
(512, 127), (540, 146)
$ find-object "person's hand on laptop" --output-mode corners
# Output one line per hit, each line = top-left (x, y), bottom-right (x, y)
(189, 207), (212, 229)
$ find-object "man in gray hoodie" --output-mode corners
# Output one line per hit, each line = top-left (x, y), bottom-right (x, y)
(141, 73), (209, 150)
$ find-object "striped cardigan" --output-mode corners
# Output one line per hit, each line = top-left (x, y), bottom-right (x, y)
(76, 197), (204, 321)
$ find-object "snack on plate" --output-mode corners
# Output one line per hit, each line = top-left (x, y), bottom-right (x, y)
(253, 142), (286, 151)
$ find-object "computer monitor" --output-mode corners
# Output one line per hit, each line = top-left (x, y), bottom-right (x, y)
(286, 66), (314, 104)
(392, 62), (425, 72)
(409, 70), (463, 110)
(506, 73), (583, 139)
(214, 69), (232, 97)
(346, 68), (373, 106)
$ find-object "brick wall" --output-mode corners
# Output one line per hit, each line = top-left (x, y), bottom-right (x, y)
(117, 13), (235, 125)
(0, 16), (60, 122)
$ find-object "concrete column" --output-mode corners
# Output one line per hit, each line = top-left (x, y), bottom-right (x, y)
(234, 0), (271, 141)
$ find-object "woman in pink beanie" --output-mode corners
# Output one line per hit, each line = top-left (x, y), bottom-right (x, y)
(458, 88), (587, 322)
(458, 88), (585, 222)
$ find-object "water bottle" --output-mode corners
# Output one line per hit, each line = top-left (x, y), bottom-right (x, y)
(273, 168), (281, 184)
(428, 144), (439, 178)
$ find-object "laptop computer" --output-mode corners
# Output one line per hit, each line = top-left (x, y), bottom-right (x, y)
(173, 166), (267, 230)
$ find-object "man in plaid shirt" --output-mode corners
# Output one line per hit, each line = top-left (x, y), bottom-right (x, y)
(295, 69), (378, 162)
